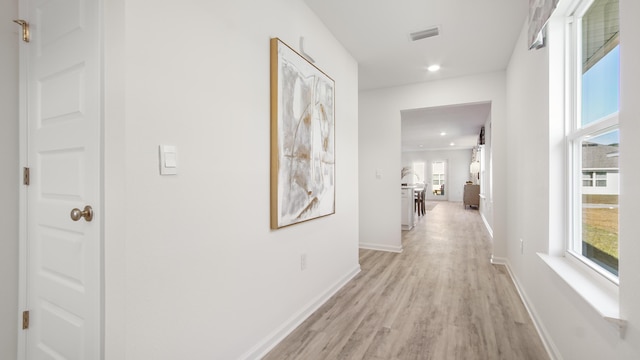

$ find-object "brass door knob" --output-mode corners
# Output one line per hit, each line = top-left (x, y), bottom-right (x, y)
(70, 205), (93, 222)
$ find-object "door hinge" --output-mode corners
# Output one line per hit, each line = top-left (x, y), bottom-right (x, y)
(22, 310), (29, 330)
(23, 167), (30, 185)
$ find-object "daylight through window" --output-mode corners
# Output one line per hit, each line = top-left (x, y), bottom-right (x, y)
(568, 0), (620, 278)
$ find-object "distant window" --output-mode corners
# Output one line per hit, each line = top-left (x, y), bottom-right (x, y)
(431, 161), (446, 196)
(582, 171), (609, 187)
(568, 0), (620, 279)
(432, 161), (444, 187)
(595, 172), (607, 187)
(582, 171), (594, 187)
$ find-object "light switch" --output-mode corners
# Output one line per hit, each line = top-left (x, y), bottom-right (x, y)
(165, 152), (177, 168)
(159, 145), (178, 175)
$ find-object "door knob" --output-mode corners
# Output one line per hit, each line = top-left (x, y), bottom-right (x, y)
(70, 205), (93, 222)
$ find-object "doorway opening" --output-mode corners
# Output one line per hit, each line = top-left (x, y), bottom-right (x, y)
(400, 101), (492, 223)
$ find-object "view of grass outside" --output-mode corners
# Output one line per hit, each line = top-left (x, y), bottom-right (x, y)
(574, 0), (620, 277)
(582, 195), (618, 274)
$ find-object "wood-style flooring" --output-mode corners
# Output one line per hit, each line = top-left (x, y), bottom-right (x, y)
(264, 201), (549, 360)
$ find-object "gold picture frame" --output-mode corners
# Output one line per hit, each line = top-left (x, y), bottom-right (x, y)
(270, 38), (335, 229)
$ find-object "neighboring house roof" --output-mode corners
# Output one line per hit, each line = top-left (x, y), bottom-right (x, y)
(583, 142), (619, 169)
(582, 0), (619, 73)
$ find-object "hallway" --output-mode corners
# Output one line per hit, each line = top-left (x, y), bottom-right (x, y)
(265, 201), (549, 359)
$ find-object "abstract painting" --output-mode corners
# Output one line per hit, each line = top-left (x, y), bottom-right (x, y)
(270, 38), (335, 229)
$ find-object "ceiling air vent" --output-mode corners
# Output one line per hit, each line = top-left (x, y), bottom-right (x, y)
(409, 26), (440, 41)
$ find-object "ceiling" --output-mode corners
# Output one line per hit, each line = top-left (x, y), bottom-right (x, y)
(401, 102), (490, 152)
(302, 0), (528, 151)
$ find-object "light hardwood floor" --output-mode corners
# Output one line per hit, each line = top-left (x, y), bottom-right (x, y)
(264, 201), (549, 360)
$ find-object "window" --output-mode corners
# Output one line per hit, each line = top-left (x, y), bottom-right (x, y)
(431, 161), (446, 196)
(432, 174), (444, 187)
(432, 161), (444, 186)
(582, 171), (611, 187)
(568, 0), (620, 279)
(582, 171), (594, 187)
(595, 172), (607, 187)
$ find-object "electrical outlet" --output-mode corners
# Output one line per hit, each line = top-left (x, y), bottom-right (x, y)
(520, 239), (524, 255)
(300, 253), (307, 271)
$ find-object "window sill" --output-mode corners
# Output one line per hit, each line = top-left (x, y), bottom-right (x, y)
(537, 253), (627, 337)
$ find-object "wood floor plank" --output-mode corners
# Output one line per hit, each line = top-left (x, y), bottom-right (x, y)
(264, 201), (549, 360)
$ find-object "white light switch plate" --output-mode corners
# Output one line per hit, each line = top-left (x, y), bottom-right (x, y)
(159, 145), (178, 175)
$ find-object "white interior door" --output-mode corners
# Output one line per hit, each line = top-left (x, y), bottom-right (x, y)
(20, 0), (102, 358)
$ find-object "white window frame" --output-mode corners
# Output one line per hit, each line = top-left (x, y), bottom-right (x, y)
(582, 170), (609, 187)
(432, 161), (445, 187)
(595, 171), (607, 187)
(566, 0), (620, 284)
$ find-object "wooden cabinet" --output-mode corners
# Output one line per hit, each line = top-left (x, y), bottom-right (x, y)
(463, 184), (480, 209)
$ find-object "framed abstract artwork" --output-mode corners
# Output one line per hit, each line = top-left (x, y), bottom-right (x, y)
(270, 38), (335, 229)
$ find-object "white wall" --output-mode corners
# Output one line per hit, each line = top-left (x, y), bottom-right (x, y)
(479, 115), (493, 234)
(503, 0), (640, 357)
(0, 1), (19, 359)
(103, 0), (360, 359)
(359, 73), (507, 256)
(619, 0), (640, 356)
(402, 149), (472, 202)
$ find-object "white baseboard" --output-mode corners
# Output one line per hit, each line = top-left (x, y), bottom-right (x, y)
(242, 265), (361, 360)
(499, 260), (562, 360)
(359, 242), (403, 253)
(480, 212), (493, 238)
(490, 255), (507, 265)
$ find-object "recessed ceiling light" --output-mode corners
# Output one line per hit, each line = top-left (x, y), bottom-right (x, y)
(450, 142), (455, 146)
(419, 144), (424, 147)
(440, 131), (446, 136)
(428, 64), (441, 72)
